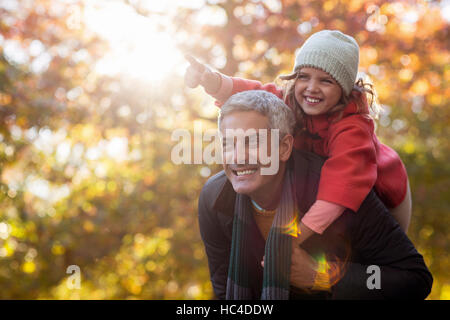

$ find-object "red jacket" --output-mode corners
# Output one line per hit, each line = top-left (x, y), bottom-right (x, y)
(212, 76), (407, 212)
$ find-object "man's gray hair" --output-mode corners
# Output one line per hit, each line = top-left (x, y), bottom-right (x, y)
(218, 90), (296, 138)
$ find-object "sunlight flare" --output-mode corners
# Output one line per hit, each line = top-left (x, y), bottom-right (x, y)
(84, 1), (183, 83)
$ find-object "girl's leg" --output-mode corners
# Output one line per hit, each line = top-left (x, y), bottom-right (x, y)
(389, 179), (412, 233)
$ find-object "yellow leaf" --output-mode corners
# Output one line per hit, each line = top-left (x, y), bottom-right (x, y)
(398, 69), (413, 82)
(52, 243), (66, 255)
(411, 79), (429, 95)
(403, 142), (416, 154)
(22, 261), (36, 274)
(83, 220), (95, 232)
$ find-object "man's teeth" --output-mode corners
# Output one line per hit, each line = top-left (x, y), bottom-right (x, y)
(236, 169), (257, 176)
(305, 97), (320, 103)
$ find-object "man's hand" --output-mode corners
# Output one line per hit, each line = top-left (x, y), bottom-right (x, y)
(290, 245), (318, 289)
(295, 222), (316, 246)
(184, 55), (221, 93)
(260, 244), (321, 290)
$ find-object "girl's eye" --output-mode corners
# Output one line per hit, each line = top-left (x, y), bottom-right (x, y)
(322, 79), (334, 84)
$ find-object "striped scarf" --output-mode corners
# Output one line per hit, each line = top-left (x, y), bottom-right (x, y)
(226, 169), (298, 299)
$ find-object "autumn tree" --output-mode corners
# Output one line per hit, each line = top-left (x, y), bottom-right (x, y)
(0, 0), (448, 299)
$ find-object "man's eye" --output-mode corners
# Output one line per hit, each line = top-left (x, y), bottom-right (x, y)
(248, 140), (258, 148)
(223, 141), (233, 149)
(246, 136), (258, 147)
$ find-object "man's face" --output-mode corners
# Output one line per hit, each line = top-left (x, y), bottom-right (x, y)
(220, 110), (284, 196)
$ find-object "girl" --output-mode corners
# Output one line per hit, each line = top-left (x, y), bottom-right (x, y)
(186, 30), (411, 245)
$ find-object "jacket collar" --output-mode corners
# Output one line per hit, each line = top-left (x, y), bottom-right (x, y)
(304, 98), (367, 137)
(213, 178), (236, 217)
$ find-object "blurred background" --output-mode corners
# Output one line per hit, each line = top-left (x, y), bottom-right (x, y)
(0, 0), (448, 299)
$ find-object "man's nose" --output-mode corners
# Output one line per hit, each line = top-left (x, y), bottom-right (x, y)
(223, 141), (245, 164)
(233, 140), (248, 164)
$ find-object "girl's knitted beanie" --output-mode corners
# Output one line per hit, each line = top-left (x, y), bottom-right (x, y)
(293, 30), (359, 96)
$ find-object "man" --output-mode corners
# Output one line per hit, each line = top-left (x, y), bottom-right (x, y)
(198, 90), (432, 299)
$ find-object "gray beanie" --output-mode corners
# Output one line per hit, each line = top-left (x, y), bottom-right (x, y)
(293, 30), (359, 96)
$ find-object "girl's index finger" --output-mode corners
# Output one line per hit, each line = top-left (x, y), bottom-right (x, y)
(185, 54), (206, 72)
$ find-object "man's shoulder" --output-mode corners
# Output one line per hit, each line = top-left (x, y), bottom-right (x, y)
(202, 170), (228, 191)
(199, 170), (228, 204)
(199, 170), (236, 218)
(291, 149), (325, 176)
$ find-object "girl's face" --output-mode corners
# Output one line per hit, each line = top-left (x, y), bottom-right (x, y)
(294, 67), (343, 116)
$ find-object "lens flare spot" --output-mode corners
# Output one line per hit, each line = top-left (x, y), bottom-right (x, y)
(282, 208), (300, 238)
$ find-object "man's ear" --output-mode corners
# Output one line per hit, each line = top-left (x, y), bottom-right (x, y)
(279, 134), (294, 162)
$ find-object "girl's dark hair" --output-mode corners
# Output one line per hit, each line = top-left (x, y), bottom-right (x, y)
(280, 71), (380, 134)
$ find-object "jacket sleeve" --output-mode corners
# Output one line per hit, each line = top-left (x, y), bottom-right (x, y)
(198, 183), (231, 299)
(209, 73), (284, 107)
(331, 191), (433, 299)
(301, 199), (346, 234)
(316, 116), (378, 212)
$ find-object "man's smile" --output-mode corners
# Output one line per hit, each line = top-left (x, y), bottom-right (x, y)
(230, 166), (259, 177)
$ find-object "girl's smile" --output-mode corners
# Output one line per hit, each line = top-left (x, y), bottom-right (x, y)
(294, 67), (343, 116)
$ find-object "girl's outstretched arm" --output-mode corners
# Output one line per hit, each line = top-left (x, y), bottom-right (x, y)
(184, 55), (284, 107)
